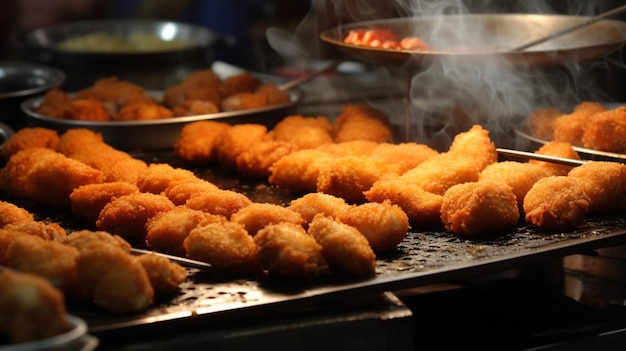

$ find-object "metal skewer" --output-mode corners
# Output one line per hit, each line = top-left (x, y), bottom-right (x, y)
(496, 148), (587, 166)
(511, 5), (626, 51)
(277, 56), (349, 91)
(131, 248), (212, 270)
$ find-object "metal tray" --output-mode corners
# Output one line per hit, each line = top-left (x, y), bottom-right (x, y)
(5, 151), (626, 337)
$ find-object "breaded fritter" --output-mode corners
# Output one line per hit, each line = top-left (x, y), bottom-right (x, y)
(163, 179), (219, 206)
(4, 221), (67, 241)
(70, 182), (140, 224)
(333, 104), (394, 143)
(288, 193), (351, 227)
(479, 161), (550, 208)
(0, 127), (59, 160)
(268, 149), (334, 193)
(552, 101), (605, 146)
(230, 202), (304, 236)
(62, 230), (132, 254)
(134, 253), (187, 294)
(369, 142), (439, 175)
(184, 189), (252, 219)
(0, 201), (34, 228)
(136, 163), (199, 195)
(271, 115), (334, 149)
(308, 214), (376, 277)
(529, 141), (582, 177)
(215, 123), (272, 169)
(174, 120), (231, 165)
(581, 106), (626, 153)
(567, 161), (626, 213)
(236, 140), (298, 179)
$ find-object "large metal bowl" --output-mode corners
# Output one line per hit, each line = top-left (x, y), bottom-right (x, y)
(15, 19), (235, 90)
(320, 14), (626, 68)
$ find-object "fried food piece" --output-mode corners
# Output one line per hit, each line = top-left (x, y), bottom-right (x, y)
(75, 242), (154, 313)
(236, 140), (298, 179)
(0, 230), (20, 265)
(184, 189), (252, 219)
(308, 214), (376, 277)
(527, 107), (563, 140)
(136, 163), (199, 194)
(288, 193), (351, 227)
(271, 115), (334, 149)
(56, 128), (103, 155)
(568, 161), (626, 213)
(0, 201), (34, 228)
(523, 176), (590, 231)
(172, 99), (220, 116)
(134, 253), (187, 294)
(333, 104), (394, 143)
(184, 221), (260, 275)
(219, 72), (259, 97)
(479, 161), (550, 208)
(70, 182), (140, 224)
(316, 155), (401, 203)
(230, 203), (304, 236)
(254, 222), (328, 280)
(35, 88), (72, 118)
(0, 270), (70, 344)
(316, 140), (380, 157)
(447, 125), (498, 170)
(370, 142), (439, 174)
(552, 101), (606, 146)
(76, 77), (150, 108)
(174, 120), (231, 165)
(163, 179), (220, 206)
(62, 229), (131, 253)
(4, 221), (67, 241)
(441, 181), (520, 237)
(529, 141), (581, 176)
(163, 69), (222, 108)
(0, 127), (60, 160)
(220, 83), (290, 111)
(581, 106), (626, 153)
(6, 235), (80, 295)
(268, 149), (334, 193)
(337, 200), (409, 252)
(215, 123), (272, 169)
(0, 148), (105, 207)
(145, 206), (225, 256)
(65, 98), (111, 121)
(116, 101), (174, 121)
(364, 177), (443, 229)
(96, 193), (175, 243)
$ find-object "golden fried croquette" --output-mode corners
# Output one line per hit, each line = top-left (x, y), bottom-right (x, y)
(65, 98), (111, 121)
(219, 71), (259, 97)
(316, 155), (401, 203)
(479, 161), (550, 208)
(75, 242), (154, 313)
(268, 149), (334, 193)
(184, 221), (260, 275)
(172, 99), (220, 116)
(136, 163), (199, 194)
(271, 115), (334, 149)
(69, 182), (140, 224)
(215, 123), (272, 169)
(163, 179), (219, 206)
(399, 154), (484, 196)
(336, 200), (409, 252)
(55, 128), (104, 155)
(6, 235), (80, 295)
(0, 148), (105, 207)
(581, 106), (626, 153)
(145, 206), (225, 256)
(96, 193), (175, 243)
(527, 107), (563, 141)
(184, 189), (252, 219)
(0, 230), (20, 265)
(316, 140), (380, 157)
(220, 83), (290, 111)
(174, 120), (231, 165)
(75, 76), (149, 107)
(0, 127), (59, 160)
(236, 140), (298, 179)
(254, 222), (328, 280)
(134, 253), (188, 294)
(62, 230), (132, 254)
(116, 102), (174, 121)
(441, 181), (520, 237)
(529, 141), (581, 177)
(0, 201), (34, 228)
(35, 88), (72, 118)
(523, 176), (590, 231)
(369, 142), (439, 174)
(552, 101), (606, 146)
(447, 125), (497, 170)
(364, 177), (443, 229)
(308, 214), (376, 277)
(568, 161), (626, 213)
(4, 221), (67, 241)
(163, 69), (221, 108)
(0, 269), (70, 344)
(333, 104), (394, 143)
(288, 193), (351, 226)
(230, 203), (304, 236)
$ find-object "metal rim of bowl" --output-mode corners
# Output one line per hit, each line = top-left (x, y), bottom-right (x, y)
(0, 61), (66, 99)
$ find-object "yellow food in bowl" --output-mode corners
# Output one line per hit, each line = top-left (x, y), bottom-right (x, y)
(57, 33), (193, 53)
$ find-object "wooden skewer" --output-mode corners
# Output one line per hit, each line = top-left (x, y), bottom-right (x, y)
(496, 148), (587, 166)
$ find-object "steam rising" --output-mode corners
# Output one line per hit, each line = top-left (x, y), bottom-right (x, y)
(267, 0), (626, 149)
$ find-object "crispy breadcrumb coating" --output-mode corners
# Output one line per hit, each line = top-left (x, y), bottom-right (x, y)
(230, 202), (304, 236)
(236, 140), (298, 179)
(581, 106), (626, 153)
(174, 120), (231, 165)
(136, 163), (199, 194)
(163, 179), (220, 206)
(0, 127), (59, 160)
(271, 115), (334, 149)
(529, 141), (582, 177)
(70, 182), (140, 224)
(288, 193), (351, 227)
(552, 101), (605, 146)
(333, 104), (394, 143)
(134, 253), (187, 294)
(184, 189), (252, 219)
(568, 161), (626, 213)
(0, 201), (34, 228)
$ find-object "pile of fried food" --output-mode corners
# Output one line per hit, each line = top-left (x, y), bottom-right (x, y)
(34, 69), (290, 121)
(343, 27), (429, 51)
(528, 101), (626, 154)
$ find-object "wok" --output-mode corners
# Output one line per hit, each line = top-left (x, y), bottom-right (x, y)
(320, 14), (626, 68)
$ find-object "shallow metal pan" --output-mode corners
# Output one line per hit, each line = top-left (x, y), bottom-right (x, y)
(320, 14), (626, 68)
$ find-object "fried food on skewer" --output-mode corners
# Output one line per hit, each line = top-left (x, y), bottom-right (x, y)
(441, 181), (520, 237)
(0, 269), (70, 344)
(184, 221), (260, 275)
(230, 203), (304, 237)
(0, 127), (60, 159)
(523, 176), (590, 231)
(308, 214), (376, 277)
(254, 222), (328, 280)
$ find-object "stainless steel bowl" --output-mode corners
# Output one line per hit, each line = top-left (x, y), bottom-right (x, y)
(16, 19), (235, 90)
(0, 61), (65, 130)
